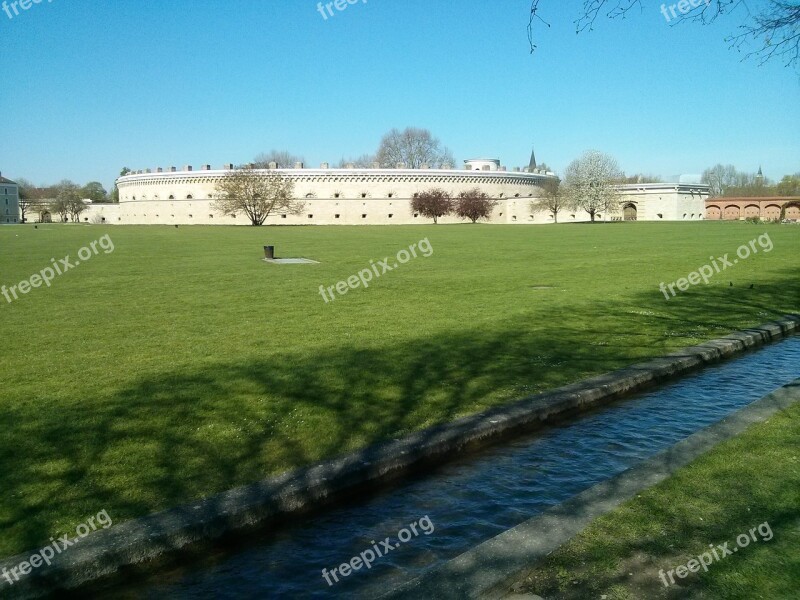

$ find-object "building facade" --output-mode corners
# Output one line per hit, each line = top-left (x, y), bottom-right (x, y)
(0, 173), (20, 224)
(705, 197), (800, 221)
(71, 161), (708, 226)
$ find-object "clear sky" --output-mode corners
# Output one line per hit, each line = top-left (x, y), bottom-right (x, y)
(1, 0), (798, 190)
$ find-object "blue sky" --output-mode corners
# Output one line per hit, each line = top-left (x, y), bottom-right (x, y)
(1, 0), (798, 190)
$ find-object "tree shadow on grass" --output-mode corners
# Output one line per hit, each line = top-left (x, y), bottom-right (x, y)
(0, 268), (797, 566)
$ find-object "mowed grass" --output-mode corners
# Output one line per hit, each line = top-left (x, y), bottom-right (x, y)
(510, 391), (800, 600)
(0, 222), (797, 558)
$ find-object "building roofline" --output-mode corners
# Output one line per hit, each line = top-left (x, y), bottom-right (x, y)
(116, 168), (559, 184)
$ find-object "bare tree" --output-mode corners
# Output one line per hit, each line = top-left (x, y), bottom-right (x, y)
(411, 188), (453, 224)
(213, 166), (304, 226)
(14, 177), (43, 224)
(729, 1), (800, 67)
(51, 181), (85, 223)
(563, 150), (623, 222)
(701, 164), (757, 196)
(530, 178), (567, 223)
(616, 173), (663, 183)
(376, 128), (454, 169)
(68, 198), (88, 223)
(253, 150), (305, 168)
(337, 154), (377, 168)
(528, 1), (800, 68)
(455, 188), (497, 223)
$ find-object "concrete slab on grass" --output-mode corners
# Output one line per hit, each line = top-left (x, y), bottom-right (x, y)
(263, 258), (320, 264)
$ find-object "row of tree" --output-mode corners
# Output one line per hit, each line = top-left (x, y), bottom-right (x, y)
(411, 189), (497, 224)
(701, 164), (800, 197)
(212, 168), (500, 226)
(14, 179), (110, 223)
(213, 150), (629, 226)
(213, 148), (628, 226)
(252, 127), (455, 171)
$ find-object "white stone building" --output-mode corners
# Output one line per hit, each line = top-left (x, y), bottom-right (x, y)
(73, 159), (709, 226)
(0, 173), (20, 224)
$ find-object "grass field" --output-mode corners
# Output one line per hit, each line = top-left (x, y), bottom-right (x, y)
(0, 222), (798, 559)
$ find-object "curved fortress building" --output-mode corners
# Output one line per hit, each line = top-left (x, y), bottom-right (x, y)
(78, 158), (709, 225)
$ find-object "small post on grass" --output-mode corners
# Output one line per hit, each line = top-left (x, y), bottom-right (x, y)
(264, 245), (275, 260)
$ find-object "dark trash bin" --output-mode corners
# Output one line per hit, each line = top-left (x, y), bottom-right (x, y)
(264, 245), (275, 260)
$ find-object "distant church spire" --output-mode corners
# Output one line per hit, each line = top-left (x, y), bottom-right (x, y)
(756, 166), (764, 185)
(528, 147), (537, 171)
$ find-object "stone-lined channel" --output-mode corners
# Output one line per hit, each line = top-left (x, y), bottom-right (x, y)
(116, 335), (799, 599)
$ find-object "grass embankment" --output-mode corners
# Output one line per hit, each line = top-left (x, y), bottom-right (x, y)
(0, 222), (798, 558)
(509, 392), (800, 599)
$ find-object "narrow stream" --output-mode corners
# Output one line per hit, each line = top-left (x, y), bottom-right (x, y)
(124, 335), (799, 599)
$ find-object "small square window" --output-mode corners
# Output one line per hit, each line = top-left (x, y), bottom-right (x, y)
(362, 214), (367, 218)
(335, 214), (340, 219)
(281, 214), (287, 219)
(388, 214), (393, 218)
(308, 214), (313, 219)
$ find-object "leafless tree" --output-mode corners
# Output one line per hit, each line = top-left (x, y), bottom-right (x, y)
(411, 188), (454, 224)
(213, 166), (304, 226)
(530, 178), (567, 223)
(376, 128), (455, 169)
(528, 1), (800, 68)
(563, 150), (623, 222)
(14, 177), (44, 224)
(337, 154), (377, 168)
(455, 188), (498, 223)
(701, 163), (758, 196)
(253, 150), (305, 168)
(51, 180), (85, 223)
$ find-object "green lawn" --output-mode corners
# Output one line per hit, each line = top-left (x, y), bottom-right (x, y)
(509, 391), (800, 600)
(0, 222), (798, 559)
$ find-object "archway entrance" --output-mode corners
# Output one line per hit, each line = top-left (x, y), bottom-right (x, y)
(623, 203), (637, 221)
(783, 202), (800, 221)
